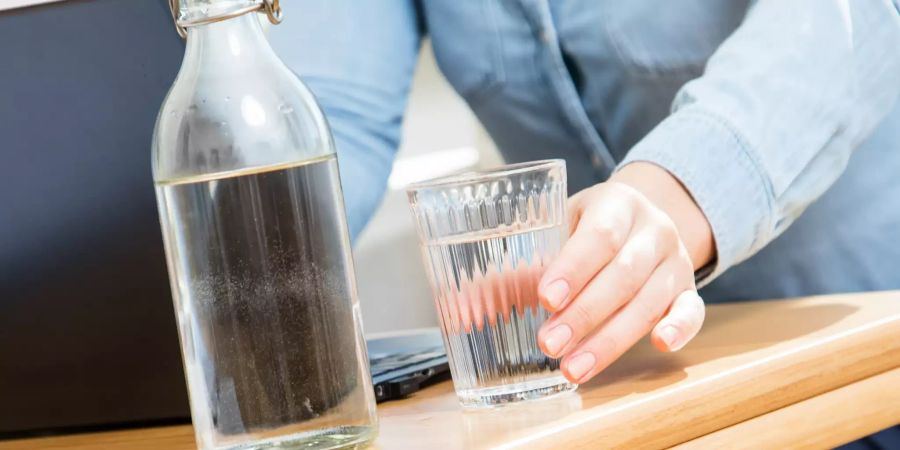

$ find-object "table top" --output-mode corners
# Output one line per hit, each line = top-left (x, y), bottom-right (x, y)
(3, 291), (899, 450)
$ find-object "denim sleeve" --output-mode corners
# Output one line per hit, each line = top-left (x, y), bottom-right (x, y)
(268, 1), (423, 239)
(620, 0), (900, 284)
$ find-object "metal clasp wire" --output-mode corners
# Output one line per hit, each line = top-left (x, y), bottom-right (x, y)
(169, 0), (282, 39)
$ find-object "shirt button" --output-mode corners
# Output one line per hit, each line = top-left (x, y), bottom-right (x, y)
(539, 29), (551, 43)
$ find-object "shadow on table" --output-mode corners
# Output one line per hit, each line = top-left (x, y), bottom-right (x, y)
(587, 350), (690, 395)
(383, 299), (860, 445)
(695, 301), (859, 358)
(579, 301), (859, 397)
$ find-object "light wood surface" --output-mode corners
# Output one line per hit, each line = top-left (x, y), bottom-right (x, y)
(373, 291), (900, 449)
(675, 367), (900, 450)
(2, 291), (899, 450)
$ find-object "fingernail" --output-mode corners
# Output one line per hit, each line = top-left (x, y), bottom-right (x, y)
(659, 325), (682, 351)
(543, 279), (570, 308)
(542, 324), (572, 356)
(566, 352), (596, 382)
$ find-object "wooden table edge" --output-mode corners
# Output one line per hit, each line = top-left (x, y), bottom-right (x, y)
(672, 366), (900, 450)
(518, 312), (900, 449)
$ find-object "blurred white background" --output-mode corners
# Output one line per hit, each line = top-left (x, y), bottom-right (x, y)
(354, 41), (503, 334)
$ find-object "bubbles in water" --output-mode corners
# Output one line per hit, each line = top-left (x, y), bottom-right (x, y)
(156, 156), (375, 446)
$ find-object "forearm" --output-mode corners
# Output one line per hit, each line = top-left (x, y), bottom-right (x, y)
(268, 0), (423, 239)
(619, 0), (900, 283)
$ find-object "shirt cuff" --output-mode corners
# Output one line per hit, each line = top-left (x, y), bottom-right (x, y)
(618, 106), (775, 286)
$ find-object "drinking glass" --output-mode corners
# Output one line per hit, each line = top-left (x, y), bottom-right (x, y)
(407, 160), (577, 407)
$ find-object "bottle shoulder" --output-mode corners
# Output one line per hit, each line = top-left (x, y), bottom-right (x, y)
(152, 62), (334, 183)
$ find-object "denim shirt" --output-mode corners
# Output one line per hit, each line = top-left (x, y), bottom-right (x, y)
(270, 0), (900, 302)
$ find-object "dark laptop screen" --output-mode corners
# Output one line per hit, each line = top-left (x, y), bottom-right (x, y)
(0, 0), (190, 434)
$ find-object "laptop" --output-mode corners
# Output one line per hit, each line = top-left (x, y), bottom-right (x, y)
(0, 0), (448, 437)
(367, 328), (451, 402)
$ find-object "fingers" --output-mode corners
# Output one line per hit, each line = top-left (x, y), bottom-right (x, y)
(558, 255), (696, 383)
(538, 190), (635, 312)
(651, 289), (705, 352)
(537, 228), (669, 358)
(564, 188), (590, 235)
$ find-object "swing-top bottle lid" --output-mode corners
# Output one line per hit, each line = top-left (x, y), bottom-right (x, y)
(168, 0), (282, 38)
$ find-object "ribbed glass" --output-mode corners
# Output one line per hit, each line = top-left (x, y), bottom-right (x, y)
(407, 160), (577, 407)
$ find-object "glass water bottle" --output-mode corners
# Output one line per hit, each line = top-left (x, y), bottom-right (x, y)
(152, 1), (378, 449)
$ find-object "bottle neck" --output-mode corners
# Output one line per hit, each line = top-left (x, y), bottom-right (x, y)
(157, 0), (335, 182)
(182, 12), (274, 69)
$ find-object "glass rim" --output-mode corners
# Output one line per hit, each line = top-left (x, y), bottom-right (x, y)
(405, 159), (565, 192)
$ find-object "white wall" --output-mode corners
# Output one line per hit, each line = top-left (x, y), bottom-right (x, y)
(354, 42), (502, 333)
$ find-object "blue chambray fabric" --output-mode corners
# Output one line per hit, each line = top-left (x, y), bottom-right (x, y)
(269, 0), (900, 303)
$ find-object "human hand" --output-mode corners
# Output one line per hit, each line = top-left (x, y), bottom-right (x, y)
(537, 162), (714, 384)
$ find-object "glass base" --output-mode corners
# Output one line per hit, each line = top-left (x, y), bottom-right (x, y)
(224, 425), (378, 450)
(456, 375), (577, 408)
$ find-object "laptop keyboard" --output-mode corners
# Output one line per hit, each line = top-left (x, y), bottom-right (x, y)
(369, 346), (445, 378)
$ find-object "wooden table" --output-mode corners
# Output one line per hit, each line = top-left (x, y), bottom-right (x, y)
(3, 291), (900, 450)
